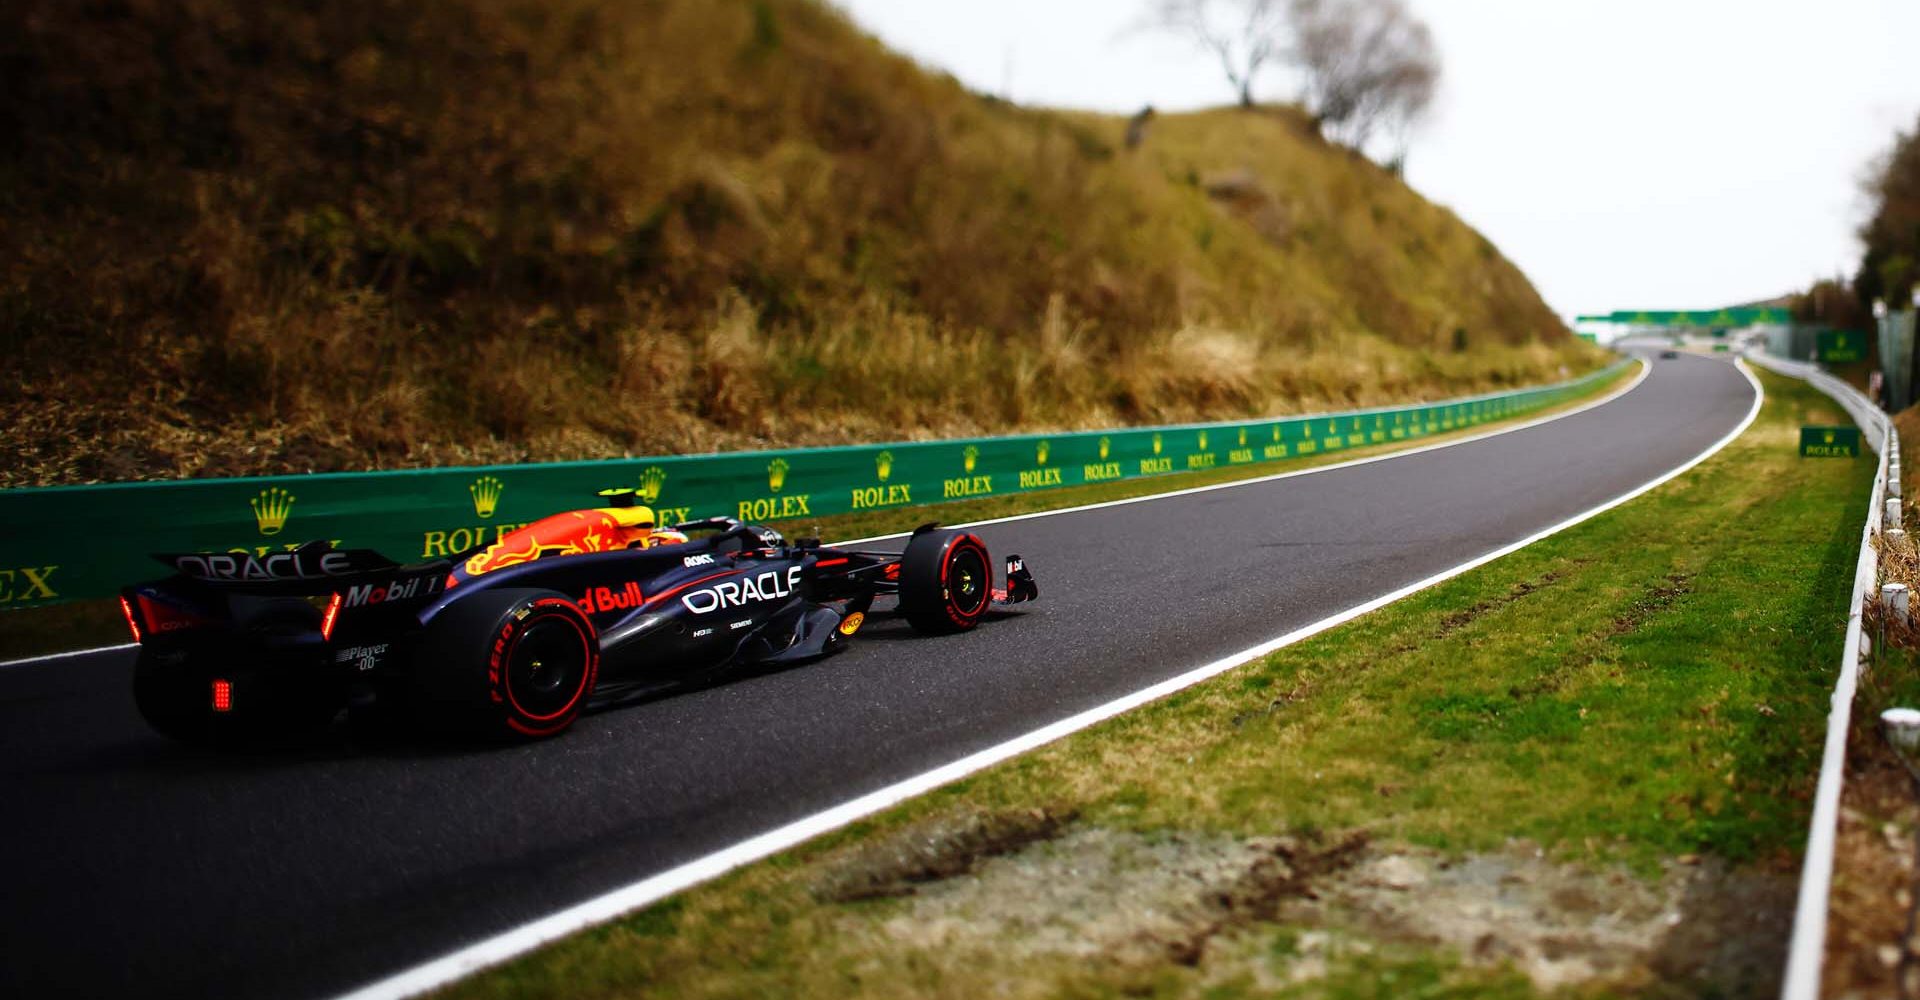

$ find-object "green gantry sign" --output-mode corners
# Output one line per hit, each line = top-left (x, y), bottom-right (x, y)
(1816, 330), (1865, 363)
(1608, 308), (1791, 328)
(1799, 426), (1862, 458)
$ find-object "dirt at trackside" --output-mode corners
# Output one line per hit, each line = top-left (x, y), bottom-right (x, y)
(811, 815), (1795, 995)
(1821, 652), (1920, 999)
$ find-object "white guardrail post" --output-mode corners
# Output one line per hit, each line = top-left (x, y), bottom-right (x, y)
(1749, 351), (1892, 1000)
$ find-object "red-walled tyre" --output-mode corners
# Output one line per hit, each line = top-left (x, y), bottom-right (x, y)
(899, 529), (993, 634)
(414, 589), (599, 740)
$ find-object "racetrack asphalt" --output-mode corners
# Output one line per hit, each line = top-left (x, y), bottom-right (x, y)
(0, 353), (1755, 1000)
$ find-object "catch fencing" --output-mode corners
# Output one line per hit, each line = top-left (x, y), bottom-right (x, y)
(0, 361), (1628, 609)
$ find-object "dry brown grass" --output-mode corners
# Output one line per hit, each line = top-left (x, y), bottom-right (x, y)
(0, 0), (1595, 487)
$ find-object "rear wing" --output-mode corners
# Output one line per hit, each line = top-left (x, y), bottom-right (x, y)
(149, 541), (450, 600)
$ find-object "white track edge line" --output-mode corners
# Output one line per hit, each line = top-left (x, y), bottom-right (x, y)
(1771, 359), (1890, 1000)
(334, 356), (1748, 1000)
(3, 362), (1649, 671)
(0, 642), (136, 668)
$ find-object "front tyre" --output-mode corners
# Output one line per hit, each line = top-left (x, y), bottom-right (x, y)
(415, 589), (599, 740)
(899, 530), (993, 634)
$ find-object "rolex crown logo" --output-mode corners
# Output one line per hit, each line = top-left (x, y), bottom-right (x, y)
(1272, 425), (1281, 441)
(469, 475), (505, 519)
(1099, 436), (1111, 460)
(768, 457), (790, 493)
(638, 466), (668, 503)
(1197, 431), (1208, 451)
(964, 445), (980, 474)
(1824, 430), (1835, 444)
(251, 487), (296, 536)
(1036, 440), (1050, 466)
(1238, 428), (1248, 447)
(1152, 433), (1163, 456)
(876, 451), (894, 483)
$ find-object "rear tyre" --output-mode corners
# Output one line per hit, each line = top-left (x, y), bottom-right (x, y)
(899, 530), (993, 635)
(413, 589), (599, 740)
(132, 598), (340, 747)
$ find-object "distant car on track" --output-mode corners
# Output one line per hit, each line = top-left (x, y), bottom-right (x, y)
(1659, 349), (1680, 359)
(119, 490), (1038, 745)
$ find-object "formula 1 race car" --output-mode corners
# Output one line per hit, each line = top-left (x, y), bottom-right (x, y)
(118, 491), (1038, 745)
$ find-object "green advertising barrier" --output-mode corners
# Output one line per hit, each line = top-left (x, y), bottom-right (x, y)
(0, 361), (1629, 609)
(1799, 426), (1862, 458)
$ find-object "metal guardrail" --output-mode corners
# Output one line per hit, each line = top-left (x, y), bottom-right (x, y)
(0, 361), (1630, 609)
(1749, 353), (1894, 1000)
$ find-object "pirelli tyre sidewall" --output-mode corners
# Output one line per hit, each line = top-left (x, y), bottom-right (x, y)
(416, 588), (600, 740)
(899, 530), (993, 634)
(132, 598), (339, 746)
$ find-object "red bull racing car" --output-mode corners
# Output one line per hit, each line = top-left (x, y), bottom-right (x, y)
(118, 490), (1038, 745)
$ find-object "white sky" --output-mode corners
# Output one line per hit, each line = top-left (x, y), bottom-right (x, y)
(834, 0), (1920, 320)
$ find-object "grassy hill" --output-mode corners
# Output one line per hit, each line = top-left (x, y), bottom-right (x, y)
(0, 0), (1595, 487)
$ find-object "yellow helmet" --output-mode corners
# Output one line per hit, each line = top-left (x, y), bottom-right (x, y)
(601, 504), (657, 530)
(594, 488), (656, 529)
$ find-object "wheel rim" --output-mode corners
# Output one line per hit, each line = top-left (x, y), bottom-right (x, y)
(506, 616), (591, 720)
(947, 546), (990, 617)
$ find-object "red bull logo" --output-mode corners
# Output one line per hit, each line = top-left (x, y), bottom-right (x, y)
(577, 582), (645, 614)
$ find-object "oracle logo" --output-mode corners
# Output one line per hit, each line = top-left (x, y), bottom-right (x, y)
(681, 567), (803, 615)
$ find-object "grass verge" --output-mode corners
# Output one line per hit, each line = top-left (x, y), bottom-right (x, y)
(0, 365), (1634, 663)
(437, 367), (1872, 999)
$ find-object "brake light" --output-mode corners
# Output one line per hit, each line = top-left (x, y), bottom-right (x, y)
(211, 679), (232, 713)
(118, 596), (143, 644)
(320, 593), (343, 641)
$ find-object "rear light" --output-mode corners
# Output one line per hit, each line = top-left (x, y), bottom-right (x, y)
(211, 679), (233, 713)
(118, 596), (143, 644)
(320, 593), (343, 641)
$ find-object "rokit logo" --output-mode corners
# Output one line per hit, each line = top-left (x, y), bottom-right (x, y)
(683, 554), (716, 568)
(681, 567), (803, 615)
(344, 575), (443, 608)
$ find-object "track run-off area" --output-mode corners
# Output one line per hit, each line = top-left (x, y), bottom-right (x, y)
(0, 354), (1759, 1000)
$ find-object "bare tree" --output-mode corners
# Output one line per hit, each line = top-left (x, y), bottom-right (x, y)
(1288, 0), (1438, 152)
(1141, 0), (1289, 108)
(1141, 0), (1440, 160)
